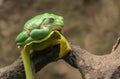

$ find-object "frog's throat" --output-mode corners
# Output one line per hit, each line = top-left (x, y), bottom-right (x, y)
(52, 26), (63, 30)
(41, 25), (63, 30)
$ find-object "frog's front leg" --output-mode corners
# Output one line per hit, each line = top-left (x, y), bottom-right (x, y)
(30, 29), (52, 40)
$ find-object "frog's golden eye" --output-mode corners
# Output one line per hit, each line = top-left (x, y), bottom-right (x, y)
(49, 18), (54, 23)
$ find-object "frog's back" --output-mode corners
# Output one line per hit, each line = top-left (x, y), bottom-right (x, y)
(23, 13), (63, 29)
(24, 13), (49, 29)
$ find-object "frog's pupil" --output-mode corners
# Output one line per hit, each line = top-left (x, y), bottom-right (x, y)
(49, 18), (54, 23)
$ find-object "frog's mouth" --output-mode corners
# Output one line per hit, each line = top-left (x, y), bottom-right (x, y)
(41, 25), (63, 30)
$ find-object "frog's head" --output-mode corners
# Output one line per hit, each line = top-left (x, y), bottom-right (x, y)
(24, 13), (64, 31)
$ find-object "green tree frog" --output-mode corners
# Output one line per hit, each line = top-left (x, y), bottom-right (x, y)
(16, 13), (64, 46)
(16, 13), (71, 79)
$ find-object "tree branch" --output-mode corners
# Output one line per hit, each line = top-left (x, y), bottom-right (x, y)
(64, 37), (120, 79)
(0, 37), (120, 79)
(0, 44), (60, 79)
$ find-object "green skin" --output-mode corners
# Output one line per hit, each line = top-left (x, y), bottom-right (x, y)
(16, 13), (67, 79)
(16, 13), (64, 46)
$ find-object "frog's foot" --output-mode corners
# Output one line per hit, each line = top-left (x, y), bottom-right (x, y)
(16, 31), (29, 46)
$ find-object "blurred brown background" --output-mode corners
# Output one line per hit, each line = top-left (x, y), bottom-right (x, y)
(0, 0), (120, 79)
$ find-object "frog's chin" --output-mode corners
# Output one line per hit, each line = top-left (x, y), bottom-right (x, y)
(41, 25), (63, 30)
(51, 26), (63, 30)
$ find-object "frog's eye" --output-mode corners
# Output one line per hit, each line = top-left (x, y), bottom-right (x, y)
(49, 18), (54, 23)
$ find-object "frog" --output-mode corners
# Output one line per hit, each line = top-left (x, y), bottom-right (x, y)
(15, 13), (71, 79)
(16, 13), (64, 46)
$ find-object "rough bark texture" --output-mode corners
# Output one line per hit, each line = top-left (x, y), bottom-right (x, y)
(70, 37), (120, 79)
(0, 37), (120, 79)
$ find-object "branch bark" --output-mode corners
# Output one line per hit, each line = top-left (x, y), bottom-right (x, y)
(0, 37), (120, 79)
(64, 37), (120, 79)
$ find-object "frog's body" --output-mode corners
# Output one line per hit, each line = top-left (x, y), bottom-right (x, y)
(16, 13), (71, 79)
(16, 13), (64, 46)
